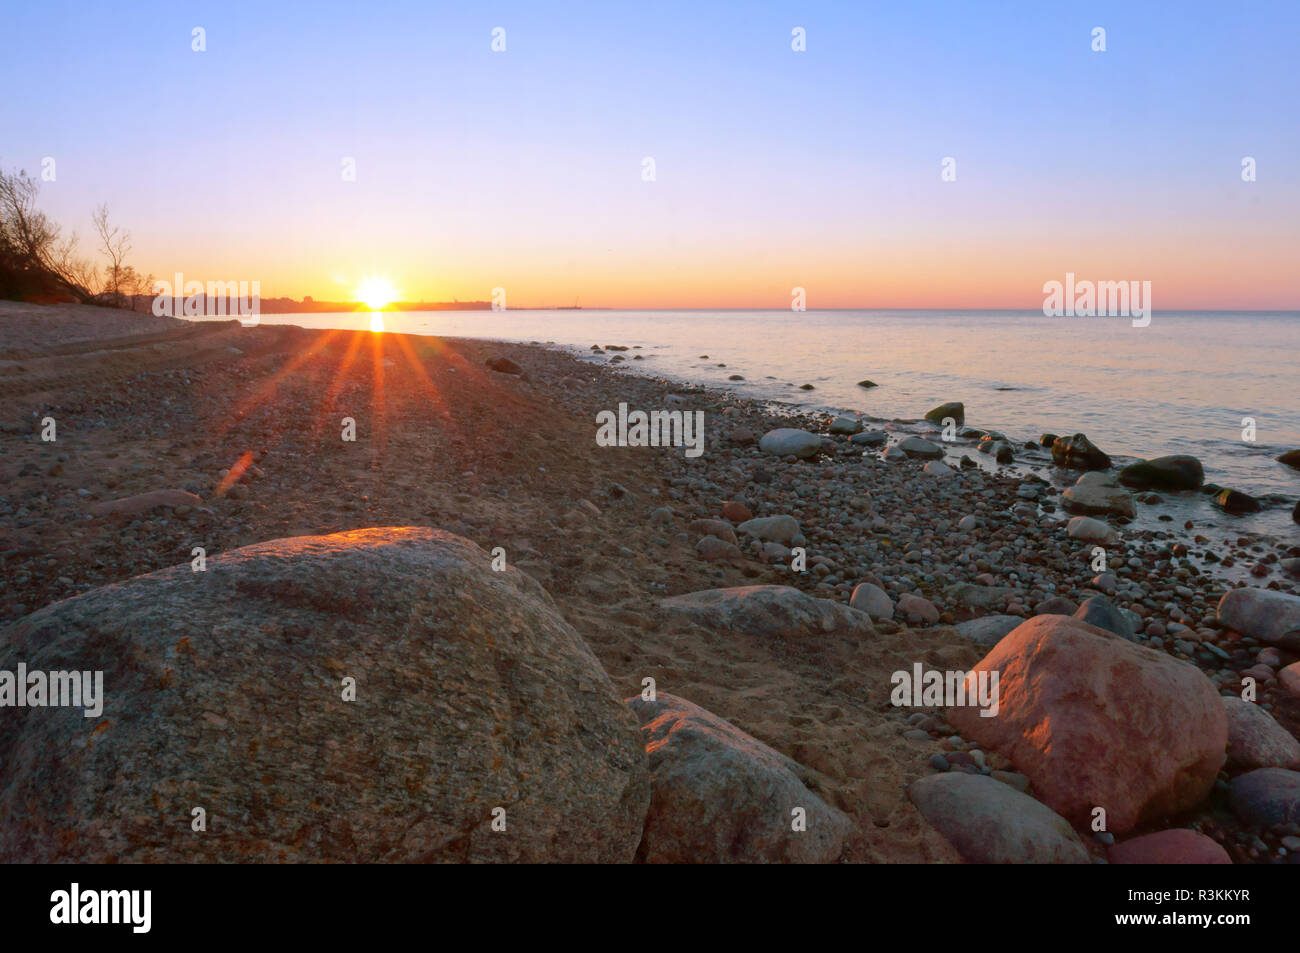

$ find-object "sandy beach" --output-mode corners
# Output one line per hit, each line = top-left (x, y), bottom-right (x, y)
(1, 301), (1299, 864)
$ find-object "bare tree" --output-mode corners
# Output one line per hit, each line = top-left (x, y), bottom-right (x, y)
(1, 166), (148, 307)
(92, 203), (130, 299)
(0, 167), (94, 301)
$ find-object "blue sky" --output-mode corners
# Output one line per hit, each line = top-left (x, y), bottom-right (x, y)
(3, 0), (1297, 306)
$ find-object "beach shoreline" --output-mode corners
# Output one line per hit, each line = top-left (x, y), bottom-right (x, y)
(2, 301), (1298, 863)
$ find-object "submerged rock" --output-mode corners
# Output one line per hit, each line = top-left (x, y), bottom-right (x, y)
(1276, 449), (1300, 470)
(1213, 488), (1261, 515)
(1051, 433), (1111, 470)
(1118, 455), (1205, 491)
(924, 402), (965, 427)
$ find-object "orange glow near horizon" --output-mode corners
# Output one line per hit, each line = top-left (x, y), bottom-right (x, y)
(185, 233), (1299, 312)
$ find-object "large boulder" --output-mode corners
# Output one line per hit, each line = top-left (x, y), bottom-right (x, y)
(908, 772), (1088, 864)
(1051, 433), (1111, 470)
(1223, 697), (1300, 771)
(947, 615), (1226, 833)
(1061, 472), (1135, 518)
(924, 402), (965, 427)
(759, 428), (822, 458)
(1276, 449), (1300, 470)
(626, 693), (851, 863)
(1229, 768), (1300, 828)
(1217, 588), (1300, 649)
(1108, 829), (1231, 865)
(1118, 455), (1204, 491)
(660, 585), (874, 640)
(0, 527), (649, 863)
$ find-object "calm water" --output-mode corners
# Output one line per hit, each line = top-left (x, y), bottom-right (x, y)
(234, 309), (1300, 539)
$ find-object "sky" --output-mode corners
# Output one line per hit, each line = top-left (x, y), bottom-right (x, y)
(2, 0), (1298, 308)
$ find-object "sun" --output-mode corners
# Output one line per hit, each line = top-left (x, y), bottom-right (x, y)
(356, 276), (398, 311)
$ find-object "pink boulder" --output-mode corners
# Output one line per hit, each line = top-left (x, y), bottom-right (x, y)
(947, 615), (1227, 833)
(1109, 829), (1231, 865)
(1280, 662), (1300, 699)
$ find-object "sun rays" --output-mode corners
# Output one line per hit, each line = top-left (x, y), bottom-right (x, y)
(202, 317), (513, 484)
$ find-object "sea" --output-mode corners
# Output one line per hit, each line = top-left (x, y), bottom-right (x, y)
(230, 308), (1300, 541)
